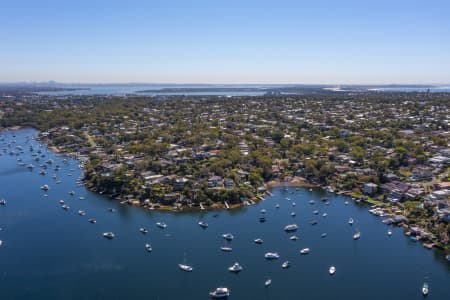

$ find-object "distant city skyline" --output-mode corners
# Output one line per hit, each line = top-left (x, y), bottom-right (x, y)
(1, 0), (450, 84)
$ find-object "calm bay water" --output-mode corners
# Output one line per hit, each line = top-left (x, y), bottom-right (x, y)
(36, 84), (450, 96)
(0, 128), (449, 300)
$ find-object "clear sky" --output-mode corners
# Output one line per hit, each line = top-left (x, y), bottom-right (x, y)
(1, 0), (450, 84)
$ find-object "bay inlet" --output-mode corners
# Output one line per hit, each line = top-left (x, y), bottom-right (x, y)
(0, 128), (449, 299)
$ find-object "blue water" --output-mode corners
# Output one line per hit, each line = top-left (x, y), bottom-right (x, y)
(0, 128), (449, 300)
(36, 84), (450, 96)
(37, 84), (270, 96)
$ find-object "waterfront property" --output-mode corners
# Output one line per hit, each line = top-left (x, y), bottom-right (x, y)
(0, 128), (449, 299)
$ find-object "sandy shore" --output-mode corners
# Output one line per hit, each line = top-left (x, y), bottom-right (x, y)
(0, 126), (24, 132)
(265, 176), (318, 188)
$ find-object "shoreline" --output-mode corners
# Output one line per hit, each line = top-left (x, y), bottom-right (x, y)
(265, 177), (318, 189)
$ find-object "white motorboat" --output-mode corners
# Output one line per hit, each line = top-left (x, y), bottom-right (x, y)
(103, 232), (115, 239)
(300, 248), (310, 254)
(59, 199), (65, 205)
(422, 282), (429, 296)
(329, 266), (336, 275)
(345, 201), (349, 205)
(348, 218), (354, 225)
(264, 279), (272, 287)
(321, 233), (327, 238)
(228, 262), (243, 273)
(89, 218), (96, 224)
(353, 231), (361, 240)
(309, 200), (315, 205)
(264, 252), (280, 260)
(281, 261), (290, 269)
(156, 222), (167, 229)
(322, 213), (328, 217)
(284, 224), (298, 232)
(291, 211), (296, 217)
(179, 263), (193, 272)
(209, 287), (230, 298)
(220, 246), (233, 252)
(290, 235), (299, 241)
(254, 238), (264, 244)
(222, 233), (234, 241)
(61, 204), (70, 211)
(313, 210), (319, 215)
(0, 199), (6, 205)
(198, 221), (209, 228)
(275, 204), (280, 208)
(387, 230), (392, 236)
(41, 184), (50, 191)
(78, 210), (86, 216)
(145, 243), (152, 252)
(140, 227), (148, 234)
(260, 209), (266, 214)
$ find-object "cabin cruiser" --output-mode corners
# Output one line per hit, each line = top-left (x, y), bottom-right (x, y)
(103, 232), (115, 239)
(300, 248), (310, 254)
(284, 224), (298, 232)
(78, 210), (86, 216)
(209, 287), (230, 298)
(89, 218), (96, 224)
(228, 262), (243, 273)
(179, 263), (193, 272)
(145, 243), (152, 252)
(264, 279), (272, 287)
(198, 221), (208, 228)
(254, 238), (264, 244)
(140, 227), (148, 234)
(156, 222), (167, 229)
(422, 282), (429, 296)
(222, 233), (234, 241)
(348, 218), (354, 225)
(220, 246), (233, 252)
(282, 261), (290, 269)
(353, 232), (361, 240)
(329, 266), (336, 275)
(264, 252), (280, 260)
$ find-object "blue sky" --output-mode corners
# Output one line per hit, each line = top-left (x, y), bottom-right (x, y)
(1, 0), (450, 84)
